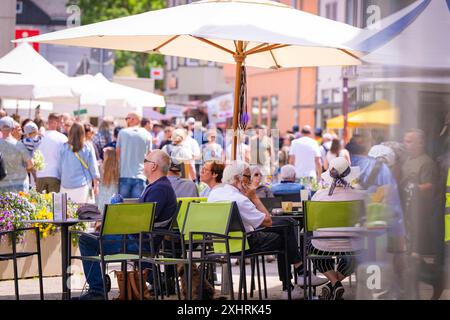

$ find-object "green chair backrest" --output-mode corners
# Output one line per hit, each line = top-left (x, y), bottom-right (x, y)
(366, 202), (392, 224)
(174, 197), (208, 230)
(304, 200), (364, 232)
(101, 202), (156, 236)
(181, 202), (249, 254)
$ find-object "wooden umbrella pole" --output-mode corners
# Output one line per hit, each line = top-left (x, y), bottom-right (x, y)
(232, 41), (245, 161)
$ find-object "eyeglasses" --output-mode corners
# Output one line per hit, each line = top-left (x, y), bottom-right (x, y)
(242, 174), (251, 180)
(253, 173), (261, 177)
(144, 159), (156, 165)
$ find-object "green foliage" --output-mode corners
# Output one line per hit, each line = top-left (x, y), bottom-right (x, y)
(68, 0), (166, 83)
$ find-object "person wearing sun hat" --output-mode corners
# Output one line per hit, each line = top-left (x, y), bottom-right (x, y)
(317, 156), (363, 198)
(308, 157), (368, 300)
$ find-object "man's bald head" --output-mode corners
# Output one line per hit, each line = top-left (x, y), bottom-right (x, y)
(125, 112), (141, 127)
(147, 149), (170, 175)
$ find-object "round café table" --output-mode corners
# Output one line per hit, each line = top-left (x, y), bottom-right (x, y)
(23, 219), (100, 300)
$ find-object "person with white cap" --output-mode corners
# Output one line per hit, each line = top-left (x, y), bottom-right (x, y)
(22, 121), (41, 156)
(308, 157), (367, 300)
(0, 116), (33, 192)
(162, 128), (196, 180)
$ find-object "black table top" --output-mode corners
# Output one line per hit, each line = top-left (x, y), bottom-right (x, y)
(23, 218), (100, 225)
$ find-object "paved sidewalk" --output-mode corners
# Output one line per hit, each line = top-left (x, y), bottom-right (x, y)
(1, 258), (449, 300)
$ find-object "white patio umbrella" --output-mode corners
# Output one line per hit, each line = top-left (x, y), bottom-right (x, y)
(16, 0), (363, 159)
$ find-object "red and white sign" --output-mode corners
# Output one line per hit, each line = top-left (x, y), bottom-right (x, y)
(15, 29), (40, 52)
(150, 67), (164, 80)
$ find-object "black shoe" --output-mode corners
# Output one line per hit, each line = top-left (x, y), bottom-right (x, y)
(73, 291), (105, 300)
(295, 264), (304, 276)
(332, 281), (345, 300)
(105, 274), (111, 293)
(320, 282), (333, 300)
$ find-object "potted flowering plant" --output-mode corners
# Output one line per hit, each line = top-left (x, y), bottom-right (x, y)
(0, 192), (35, 242)
(1, 189), (87, 245)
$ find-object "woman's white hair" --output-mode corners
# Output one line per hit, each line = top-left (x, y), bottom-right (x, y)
(280, 164), (296, 181)
(222, 160), (250, 185)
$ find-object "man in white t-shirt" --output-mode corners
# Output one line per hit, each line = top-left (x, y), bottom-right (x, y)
(289, 125), (322, 180)
(36, 113), (68, 193)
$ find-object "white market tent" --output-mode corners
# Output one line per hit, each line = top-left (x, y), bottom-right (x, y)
(0, 43), (76, 102)
(351, 0), (450, 69)
(67, 73), (165, 118)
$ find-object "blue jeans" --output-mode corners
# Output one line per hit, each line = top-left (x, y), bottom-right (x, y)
(119, 178), (146, 198)
(78, 234), (160, 293)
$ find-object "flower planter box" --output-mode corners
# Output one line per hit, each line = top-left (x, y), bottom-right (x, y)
(0, 231), (82, 280)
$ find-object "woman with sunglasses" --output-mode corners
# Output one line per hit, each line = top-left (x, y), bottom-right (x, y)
(250, 165), (274, 198)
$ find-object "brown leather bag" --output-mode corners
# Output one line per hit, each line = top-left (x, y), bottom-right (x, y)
(114, 269), (153, 300)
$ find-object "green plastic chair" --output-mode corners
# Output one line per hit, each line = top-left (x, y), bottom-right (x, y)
(174, 197), (208, 231)
(70, 202), (156, 300)
(181, 201), (290, 300)
(142, 201), (245, 300)
(302, 200), (365, 299)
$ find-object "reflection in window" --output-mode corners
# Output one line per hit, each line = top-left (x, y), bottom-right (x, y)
(271, 95), (278, 128)
(251, 97), (259, 126)
(261, 96), (269, 126)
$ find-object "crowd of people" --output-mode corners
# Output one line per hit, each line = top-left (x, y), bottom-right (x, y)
(0, 107), (446, 300)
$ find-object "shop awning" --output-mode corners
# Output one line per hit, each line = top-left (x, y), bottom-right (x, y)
(326, 99), (399, 129)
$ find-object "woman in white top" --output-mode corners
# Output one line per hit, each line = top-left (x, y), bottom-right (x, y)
(323, 139), (351, 171)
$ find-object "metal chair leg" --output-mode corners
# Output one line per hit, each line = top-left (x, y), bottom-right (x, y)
(100, 262), (108, 300)
(256, 256), (262, 300)
(250, 257), (255, 298)
(262, 256), (268, 299)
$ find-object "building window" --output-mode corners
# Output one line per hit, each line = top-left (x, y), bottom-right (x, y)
(325, 2), (338, 21)
(186, 58), (199, 66)
(16, 1), (23, 14)
(178, 57), (185, 66)
(174, 56), (179, 70)
(53, 62), (68, 75)
(261, 96), (269, 126)
(332, 88), (341, 103)
(345, 0), (357, 26)
(321, 89), (331, 104)
(270, 95), (278, 128)
(251, 97), (259, 126)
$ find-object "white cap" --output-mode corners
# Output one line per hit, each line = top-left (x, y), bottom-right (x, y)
(0, 116), (15, 130)
(368, 145), (396, 167)
(186, 117), (196, 125)
(24, 121), (38, 135)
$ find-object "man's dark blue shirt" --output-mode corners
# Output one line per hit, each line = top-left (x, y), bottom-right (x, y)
(139, 176), (178, 229)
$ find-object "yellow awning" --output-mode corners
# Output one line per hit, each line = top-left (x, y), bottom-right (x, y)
(326, 100), (399, 129)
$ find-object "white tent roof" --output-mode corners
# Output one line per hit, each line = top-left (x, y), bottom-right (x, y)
(0, 43), (76, 101)
(352, 0), (450, 69)
(69, 73), (165, 108)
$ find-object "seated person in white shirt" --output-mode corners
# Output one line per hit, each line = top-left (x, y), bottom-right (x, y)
(308, 157), (367, 300)
(208, 160), (306, 299)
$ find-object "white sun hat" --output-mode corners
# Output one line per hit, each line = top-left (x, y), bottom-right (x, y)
(368, 144), (396, 167)
(321, 157), (360, 186)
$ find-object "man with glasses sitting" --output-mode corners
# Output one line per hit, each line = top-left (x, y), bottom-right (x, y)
(76, 150), (177, 300)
